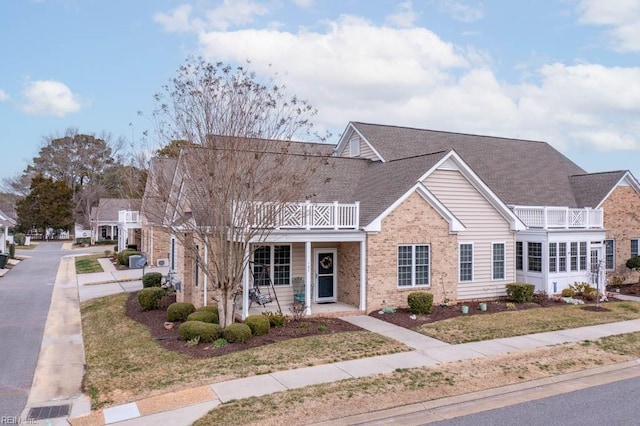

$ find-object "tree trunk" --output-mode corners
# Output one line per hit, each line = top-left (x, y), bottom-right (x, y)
(218, 287), (236, 327)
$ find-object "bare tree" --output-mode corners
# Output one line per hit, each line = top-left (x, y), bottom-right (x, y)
(150, 57), (329, 326)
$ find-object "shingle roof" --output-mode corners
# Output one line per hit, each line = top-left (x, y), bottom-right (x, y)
(352, 122), (588, 207)
(569, 171), (628, 208)
(142, 157), (178, 225)
(0, 208), (16, 227)
(92, 198), (142, 223)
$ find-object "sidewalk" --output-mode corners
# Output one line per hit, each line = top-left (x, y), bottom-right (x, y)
(22, 256), (640, 425)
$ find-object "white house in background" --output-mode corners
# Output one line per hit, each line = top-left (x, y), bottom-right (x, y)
(90, 198), (142, 251)
(0, 208), (16, 254)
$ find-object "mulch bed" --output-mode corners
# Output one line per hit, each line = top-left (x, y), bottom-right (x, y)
(125, 292), (362, 359)
(609, 283), (640, 296)
(369, 298), (612, 330)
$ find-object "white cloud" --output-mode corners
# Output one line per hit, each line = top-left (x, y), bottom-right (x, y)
(385, 1), (418, 28)
(438, 0), (484, 23)
(21, 80), (87, 117)
(172, 12), (640, 153)
(292, 0), (313, 8)
(0, 89), (9, 102)
(155, 0), (270, 33)
(578, 0), (640, 52)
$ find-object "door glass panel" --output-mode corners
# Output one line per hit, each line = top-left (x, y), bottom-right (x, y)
(318, 253), (334, 274)
(318, 276), (333, 298)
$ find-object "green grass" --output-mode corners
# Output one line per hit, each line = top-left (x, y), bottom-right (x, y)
(75, 254), (105, 274)
(416, 302), (640, 343)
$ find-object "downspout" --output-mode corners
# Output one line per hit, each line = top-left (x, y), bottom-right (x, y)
(203, 237), (208, 306)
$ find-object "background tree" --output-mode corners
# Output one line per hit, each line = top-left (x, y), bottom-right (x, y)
(151, 56), (328, 326)
(16, 174), (73, 234)
(155, 140), (195, 158)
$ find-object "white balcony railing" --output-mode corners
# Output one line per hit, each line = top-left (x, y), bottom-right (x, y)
(241, 201), (359, 230)
(118, 210), (141, 225)
(512, 206), (603, 229)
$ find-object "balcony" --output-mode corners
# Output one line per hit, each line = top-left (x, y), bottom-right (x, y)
(241, 201), (359, 230)
(118, 210), (141, 226)
(512, 206), (603, 229)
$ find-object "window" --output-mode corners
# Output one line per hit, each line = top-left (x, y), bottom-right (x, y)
(558, 242), (567, 272)
(492, 243), (505, 280)
(515, 241), (523, 271)
(579, 242), (587, 271)
(570, 242), (578, 271)
(397, 244), (430, 287)
(605, 239), (615, 270)
(194, 245), (199, 287)
(252, 245), (291, 287)
(349, 136), (360, 157)
(459, 243), (473, 282)
(527, 242), (542, 272)
(170, 237), (176, 270)
(632, 239), (639, 258)
(549, 243), (557, 273)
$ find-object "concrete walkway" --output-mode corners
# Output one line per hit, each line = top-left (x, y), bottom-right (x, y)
(21, 256), (640, 425)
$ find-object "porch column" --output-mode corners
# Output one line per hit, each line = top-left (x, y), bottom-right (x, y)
(242, 245), (250, 320)
(305, 240), (312, 315)
(360, 239), (367, 311)
(111, 225), (115, 239)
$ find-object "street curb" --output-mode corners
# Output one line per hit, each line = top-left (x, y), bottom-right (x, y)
(312, 359), (640, 425)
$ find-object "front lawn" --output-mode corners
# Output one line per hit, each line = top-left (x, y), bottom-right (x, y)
(75, 254), (105, 274)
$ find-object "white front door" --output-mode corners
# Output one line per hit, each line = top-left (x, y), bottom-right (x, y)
(590, 246), (606, 295)
(315, 248), (337, 303)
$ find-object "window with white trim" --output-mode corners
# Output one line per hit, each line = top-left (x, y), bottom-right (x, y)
(459, 243), (473, 282)
(515, 241), (523, 271)
(194, 244), (199, 287)
(605, 239), (615, 270)
(397, 244), (430, 287)
(349, 136), (360, 157)
(492, 243), (505, 280)
(253, 245), (291, 286)
(549, 243), (557, 273)
(559, 242), (567, 272)
(528, 242), (542, 272)
(570, 242), (578, 271)
(632, 239), (639, 258)
(579, 242), (587, 271)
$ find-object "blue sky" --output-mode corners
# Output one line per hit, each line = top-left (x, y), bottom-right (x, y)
(2, 0), (639, 183)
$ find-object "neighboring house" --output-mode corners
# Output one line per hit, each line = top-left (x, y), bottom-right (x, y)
(90, 198), (142, 251)
(140, 157), (177, 266)
(146, 121), (640, 318)
(0, 208), (16, 254)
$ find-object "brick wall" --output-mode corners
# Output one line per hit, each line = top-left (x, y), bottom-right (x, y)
(336, 241), (360, 306)
(366, 192), (457, 312)
(602, 186), (640, 284)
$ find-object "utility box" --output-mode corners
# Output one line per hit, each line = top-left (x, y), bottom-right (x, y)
(129, 255), (147, 269)
(0, 254), (8, 269)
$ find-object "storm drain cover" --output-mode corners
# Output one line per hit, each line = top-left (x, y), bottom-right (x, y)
(27, 404), (70, 420)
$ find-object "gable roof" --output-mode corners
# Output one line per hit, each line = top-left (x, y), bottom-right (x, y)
(569, 171), (628, 208)
(347, 122), (588, 207)
(92, 198), (142, 223)
(0, 208), (16, 227)
(142, 157), (178, 225)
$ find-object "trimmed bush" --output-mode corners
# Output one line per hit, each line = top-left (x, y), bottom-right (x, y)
(8, 243), (15, 259)
(407, 292), (433, 314)
(167, 302), (196, 321)
(262, 311), (286, 327)
(14, 233), (25, 246)
(187, 311), (218, 324)
(117, 249), (141, 266)
(196, 305), (219, 323)
(505, 283), (535, 303)
(223, 323), (252, 343)
(561, 288), (576, 297)
(627, 256), (640, 271)
(178, 321), (222, 343)
(142, 272), (163, 288)
(138, 288), (165, 311)
(244, 314), (270, 336)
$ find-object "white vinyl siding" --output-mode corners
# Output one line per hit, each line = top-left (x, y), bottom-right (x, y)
(424, 169), (515, 299)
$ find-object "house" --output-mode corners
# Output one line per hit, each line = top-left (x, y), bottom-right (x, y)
(0, 208), (16, 253)
(90, 198), (142, 251)
(142, 121), (640, 318)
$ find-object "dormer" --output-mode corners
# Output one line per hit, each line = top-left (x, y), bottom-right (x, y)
(334, 122), (383, 161)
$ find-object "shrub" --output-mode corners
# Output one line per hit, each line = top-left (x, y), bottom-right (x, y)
(8, 243), (15, 259)
(178, 321), (222, 343)
(187, 311), (218, 323)
(407, 292), (433, 314)
(532, 290), (550, 306)
(14, 233), (25, 246)
(117, 249), (141, 266)
(626, 256), (640, 271)
(138, 288), (165, 311)
(167, 302), (196, 321)
(244, 314), (270, 336)
(142, 272), (163, 288)
(505, 283), (535, 303)
(262, 311), (286, 327)
(223, 323), (252, 343)
(196, 305), (219, 323)
(561, 288), (576, 297)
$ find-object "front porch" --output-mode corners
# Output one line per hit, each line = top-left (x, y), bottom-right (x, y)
(237, 235), (367, 319)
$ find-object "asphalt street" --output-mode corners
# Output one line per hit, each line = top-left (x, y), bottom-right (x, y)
(0, 242), (66, 419)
